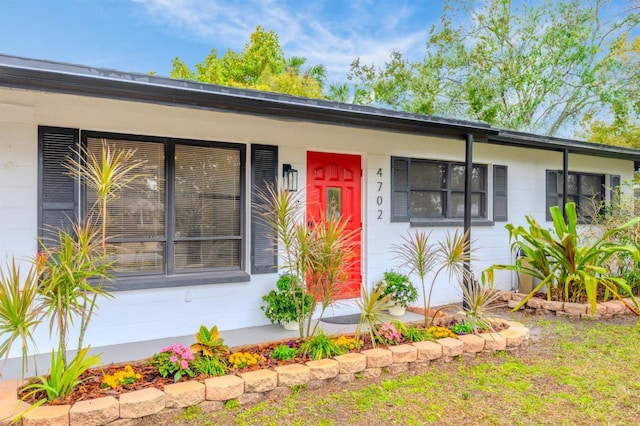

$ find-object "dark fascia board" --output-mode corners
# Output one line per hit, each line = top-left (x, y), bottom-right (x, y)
(1, 54), (639, 160)
(492, 129), (640, 161)
(0, 54), (495, 139)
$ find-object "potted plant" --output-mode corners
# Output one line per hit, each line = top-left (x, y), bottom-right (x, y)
(261, 274), (313, 330)
(374, 271), (418, 316)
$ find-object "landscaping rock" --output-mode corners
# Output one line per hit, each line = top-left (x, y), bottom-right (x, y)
(563, 302), (587, 315)
(507, 326), (530, 341)
(526, 298), (544, 309)
(541, 300), (564, 311)
(457, 334), (485, 353)
(69, 396), (119, 425)
(602, 300), (626, 315)
(507, 299), (523, 309)
(119, 388), (165, 419)
(240, 369), (278, 393)
(305, 359), (339, 381)
(388, 344), (418, 363)
(412, 341), (443, 360)
(498, 328), (526, 347)
(0, 400), (31, 426)
(274, 364), (310, 386)
(0, 380), (19, 402)
(511, 293), (526, 301)
(437, 337), (464, 357)
(334, 353), (367, 374)
(205, 375), (244, 401)
(360, 348), (393, 368)
(22, 404), (70, 426)
(481, 333), (507, 351)
(164, 381), (205, 408)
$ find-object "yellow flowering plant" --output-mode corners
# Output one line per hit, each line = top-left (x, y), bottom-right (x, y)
(101, 365), (142, 389)
(331, 335), (363, 351)
(228, 352), (266, 369)
(426, 325), (458, 339)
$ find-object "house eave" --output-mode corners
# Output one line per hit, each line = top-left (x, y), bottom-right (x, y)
(1, 53), (640, 161)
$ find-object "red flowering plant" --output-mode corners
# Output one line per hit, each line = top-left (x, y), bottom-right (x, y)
(148, 343), (195, 381)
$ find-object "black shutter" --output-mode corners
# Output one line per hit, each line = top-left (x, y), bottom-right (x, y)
(38, 127), (79, 241)
(391, 157), (410, 222)
(251, 145), (278, 274)
(545, 170), (559, 221)
(610, 174), (621, 215)
(493, 165), (508, 222)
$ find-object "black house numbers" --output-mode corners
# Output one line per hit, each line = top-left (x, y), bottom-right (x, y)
(376, 167), (383, 220)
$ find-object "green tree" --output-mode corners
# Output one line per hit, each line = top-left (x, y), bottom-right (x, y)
(170, 26), (326, 98)
(348, 0), (640, 137)
(583, 36), (640, 148)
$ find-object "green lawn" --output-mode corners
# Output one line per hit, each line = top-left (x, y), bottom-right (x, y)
(158, 316), (640, 425)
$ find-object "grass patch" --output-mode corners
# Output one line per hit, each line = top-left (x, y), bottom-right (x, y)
(170, 317), (640, 425)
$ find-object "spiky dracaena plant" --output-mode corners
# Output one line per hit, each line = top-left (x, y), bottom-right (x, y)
(38, 220), (111, 366)
(393, 229), (471, 327)
(62, 139), (146, 353)
(0, 259), (42, 380)
(255, 185), (357, 338)
(355, 284), (395, 347)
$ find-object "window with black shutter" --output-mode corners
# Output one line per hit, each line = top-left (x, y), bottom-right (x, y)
(38, 126), (248, 289)
(38, 127), (79, 241)
(493, 165), (508, 222)
(251, 145), (278, 274)
(545, 169), (605, 222)
(390, 156), (490, 223)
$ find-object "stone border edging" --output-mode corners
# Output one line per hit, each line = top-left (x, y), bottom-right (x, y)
(497, 290), (633, 318)
(1, 321), (530, 425)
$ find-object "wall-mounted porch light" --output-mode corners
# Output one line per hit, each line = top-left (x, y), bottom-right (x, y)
(282, 163), (298, 192)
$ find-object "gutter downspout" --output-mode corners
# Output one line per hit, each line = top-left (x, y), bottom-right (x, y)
(463, 133), (473, 311)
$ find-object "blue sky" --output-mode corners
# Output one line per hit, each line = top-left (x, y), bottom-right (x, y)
(0, 0), (443, 81)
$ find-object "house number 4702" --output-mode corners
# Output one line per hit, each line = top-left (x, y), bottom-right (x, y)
(376, 168), (383, 220)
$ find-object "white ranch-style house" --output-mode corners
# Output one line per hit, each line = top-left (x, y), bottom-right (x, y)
(1, 54), (639, 365)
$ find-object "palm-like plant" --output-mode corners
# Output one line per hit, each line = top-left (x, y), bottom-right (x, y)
(62, 139), (146, 353)
(488, 202), (640, 314)
(0, 259), (42, 380)
(255, 185), (357, 338)
(355, 284), (395, 347)
(393, 229), (471, 327)
(38, 220), (111, 365)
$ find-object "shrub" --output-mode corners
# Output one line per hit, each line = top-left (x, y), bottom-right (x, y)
(192, 354), (228, 376)
(148, 343), (195, 381)
(299, 329), (346, 360)
(375, 322), (403, 345)
(270, 344), (298, 361)
(374, 271), (418, 307)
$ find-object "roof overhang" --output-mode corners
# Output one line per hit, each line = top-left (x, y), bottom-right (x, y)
(0, 54), (639, 161)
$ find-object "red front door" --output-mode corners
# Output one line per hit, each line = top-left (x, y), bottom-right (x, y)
(306, 152), (362, 299)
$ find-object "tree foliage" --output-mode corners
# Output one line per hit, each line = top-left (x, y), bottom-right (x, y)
(583, 35), (640, 148)
(170, 26), (326, 98)
(348, 0), (640, 137)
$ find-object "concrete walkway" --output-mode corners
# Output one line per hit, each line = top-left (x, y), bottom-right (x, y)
(2, 310), (425, 380)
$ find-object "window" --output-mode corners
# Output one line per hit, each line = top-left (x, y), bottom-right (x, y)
(38, 127), (269, 290)
(391, 157), (501, 223)
(545, 170), (605, 221)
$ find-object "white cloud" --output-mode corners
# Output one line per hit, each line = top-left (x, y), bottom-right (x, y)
(130, 0), (434, 79)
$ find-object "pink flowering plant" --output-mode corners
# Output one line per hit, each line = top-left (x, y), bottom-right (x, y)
(148, 343), (195, 381)
(375, 322), (404, 346)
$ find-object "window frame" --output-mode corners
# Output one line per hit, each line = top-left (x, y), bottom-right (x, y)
(391, 157), (493, 226)
(39, 127), (251, 291)
(545, 169), (606, 222)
